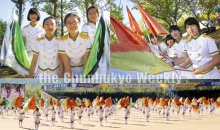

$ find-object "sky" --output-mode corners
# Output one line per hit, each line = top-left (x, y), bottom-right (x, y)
(114, 0), (141, 27)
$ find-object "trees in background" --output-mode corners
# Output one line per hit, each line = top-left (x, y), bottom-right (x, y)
(0, 20), (7, 49)
(11, 0), (29, 26)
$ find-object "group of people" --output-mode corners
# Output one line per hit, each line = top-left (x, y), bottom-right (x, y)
(22, 6), (100, 79)
(135, 97), (219, 122)
(0, 103), (119, 129)
(148, 17), (220, 79)
(1, 84), (25, 98)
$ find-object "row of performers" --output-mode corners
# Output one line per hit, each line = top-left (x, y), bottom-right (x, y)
(135, 97), (220, 122)
(148, 17), (220, 79)
(21, 6), (100, 78)
(0, 104), (120, 129)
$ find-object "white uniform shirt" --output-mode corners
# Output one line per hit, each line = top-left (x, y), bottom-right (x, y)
(77, 108), (83, 117)
(70, 110), (75, 121)
(184, 34), (220, 76)
(172, 38), (186, 58)
(51, 109), (56, 118)
(58, 108), (64, 118)
(145, 106), (150, 116)
(22, 23), (45, 53)
(98, 108), (104, 118)
(32, 36), (60, 76)
(18, 109), (25, 120)
(165, 45), (176, 58)
(104, 107), (109, 116)
(149, 44), (161, 58)
(124, 108), (129, 118)
(81, 22), (97, 44)
(59, 33), (92, 67)
(87, 107), (91, 115)
(34, 111), (41, 122)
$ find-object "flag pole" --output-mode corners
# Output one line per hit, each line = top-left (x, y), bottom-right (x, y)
(132, 0), (173, 61)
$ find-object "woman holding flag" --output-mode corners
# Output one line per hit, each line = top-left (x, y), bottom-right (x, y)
(69, 107), (75, 128)
(59, 13), (92, 78)
(164, 34), (177, 59)
(18, 106), (25, 128)
(168, 17), (220, 79)
(81, 5), (99, 44)
(22, 8), (45, 62)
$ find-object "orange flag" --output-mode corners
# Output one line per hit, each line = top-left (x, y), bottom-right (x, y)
(39, 98), (44, 109)
(15, 96), (22, 108)
(98, 97), (105, 106)
(110, 16), (150, 46)
(135, 2), (168, 36)
(145, 98), (148, 107)
(66, 97), (72, 108)
(126, 6), (143, 36)
(71, 98), (77, 108)
(87, 99), (92, 106)
(56, 99), (61, 107)
(81, 100), (86, 108)
(49, 97), (53, 106)
(28, 96), (36, 109)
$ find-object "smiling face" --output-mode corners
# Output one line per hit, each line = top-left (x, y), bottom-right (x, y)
(65, 15), (80, 33)
(150, 37), (158, 44)
(170, 30), (181, 41)
(88, 8), (99, 23)
(186, 24), (199, 38)
(29, 13), (38, 22)
(43, 18), (56, 35)
(167, 39), (175, 46)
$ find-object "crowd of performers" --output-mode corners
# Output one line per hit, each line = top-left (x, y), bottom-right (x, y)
(7, 5), (101, 78)
(0, 96), (220, 129)
(148, 17), (220, 79)
(0, 96), (120, 130)
(135, 96), (220, 122)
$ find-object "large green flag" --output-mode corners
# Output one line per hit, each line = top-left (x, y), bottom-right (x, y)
(83, 11), (110, 78)
(12, 19), (30, 70)
(0, 9), (30, 75)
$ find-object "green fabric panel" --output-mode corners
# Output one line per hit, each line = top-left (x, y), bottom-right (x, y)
(110, 51), (174, 74)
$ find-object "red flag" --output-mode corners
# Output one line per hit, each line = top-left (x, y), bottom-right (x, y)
(66, 97), (72, 108)
(126, 6), (143, 36)
(15, 96), (22, 108)
(71, 98), (77, 108)
(56, 99), (61, 107)
(135, 2), (168, 36)
(39, 98), (44, 109)
(50, 97), (53, 106)
(110, 16), (149, 46)
(28, 96), (36, 109)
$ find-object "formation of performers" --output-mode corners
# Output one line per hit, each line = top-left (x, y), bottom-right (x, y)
(0, 96), (220, 129)
(135, 96), (220, 122)
(0, 103), (118, 130)
(20, 6), (100, 78)
(148, 17), (220, 79)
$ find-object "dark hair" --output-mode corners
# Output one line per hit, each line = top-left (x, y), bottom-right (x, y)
(86, 5), (99, 22)
(169, 25), (180, 33)
(150, 34), (156, 39)
(43, 16), (56, 27)
(27, 8), (40, 21)
(64, 13), (81, 25)
(165, 34), (175, 46)
(184, 17), (200, 31)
